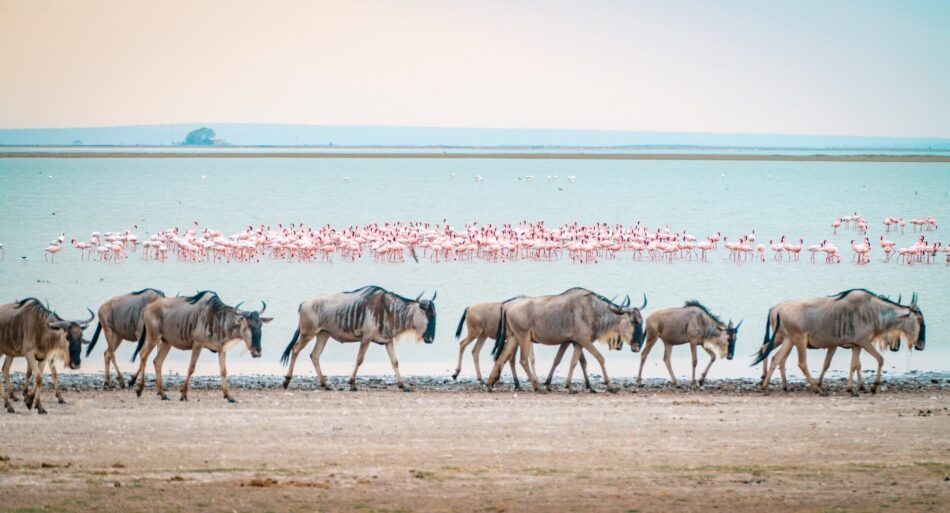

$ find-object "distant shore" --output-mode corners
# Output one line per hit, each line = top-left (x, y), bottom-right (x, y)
(2, 150), (949, 162)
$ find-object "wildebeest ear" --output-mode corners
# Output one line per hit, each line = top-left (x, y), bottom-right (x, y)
(48, 320), (69, 330)
(261, 317), (273, 323)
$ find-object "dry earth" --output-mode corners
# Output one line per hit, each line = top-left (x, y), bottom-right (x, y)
(1, 376), (948, 513)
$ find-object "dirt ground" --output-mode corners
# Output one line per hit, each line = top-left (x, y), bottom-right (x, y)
(1, 377), (948, 513)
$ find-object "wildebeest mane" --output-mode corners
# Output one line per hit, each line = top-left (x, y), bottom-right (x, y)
(684, 300), (722, 325)
(831, 288), (903, 307)
(348, 285), (415, 304)
(14, 297), (57, 319)
(131, 288), (165, 297)
(186, 290), (219, 304)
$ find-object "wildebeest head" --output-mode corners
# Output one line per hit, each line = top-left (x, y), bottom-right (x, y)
(718, 320), (741, 360)
(414, 291), (437, 344)
(898, 293), (925, 351)
(233, 301), (273, 358)
(611, 294), (646, 352)
(47, 308), (94, 369)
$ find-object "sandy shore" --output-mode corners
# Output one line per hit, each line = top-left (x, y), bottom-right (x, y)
(1, 375), (948, 513)
(2, 150), (949, 162)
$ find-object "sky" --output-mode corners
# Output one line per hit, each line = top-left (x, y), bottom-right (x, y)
(1, 0), (948, 137)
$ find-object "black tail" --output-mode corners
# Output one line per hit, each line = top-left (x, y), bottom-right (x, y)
(455, 307), (469, 339)
(281, 328), (300, 366)
(85, 322), (103, 357)
(131, 325), (147, 362)
(751, 312), (780, 366)
(491, 310), (508, 360)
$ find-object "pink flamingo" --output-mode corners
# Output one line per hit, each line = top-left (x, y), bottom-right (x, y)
(44, 243), (62, 262)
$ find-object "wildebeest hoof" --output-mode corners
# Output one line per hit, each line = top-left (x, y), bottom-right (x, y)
(37, 406), (47, 414)
(135, 388), (143, 398)
(588, 388), (598, 394)
(606, 387), (620, 394)
(535, 388), (548, 394)
(451, 372), (459, 381)
(128, 377), (137, 389)
(57, 397), (66, 405)
(180, 393), (188, 401)
(782, 386), (789, 392)
(871, 386), (879, 395)
(24, 396), (33, 409)
(226, 397), (237, 404)
(401, 386), (414, 393)
(282, 376), (291, 389)
(5, 405), (14, 414)
(9, 394), (19, 402)
(349, 385), (358, 392)
(817, 389), (829, 397)
(849, 389), (860, 398)
(698, 380), (706, 387)
(159, 393), (170, 401)
(568, 388), (578, 395)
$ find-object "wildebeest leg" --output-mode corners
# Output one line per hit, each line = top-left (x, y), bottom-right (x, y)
(49, 361), (65, 404)
(486, 337), (519, 392)
(134, 335), (158, 398)
(452, 332), (478, 381)
(762, 338), (793, 395)
(218, 351), (236, 403)
(471, 336), (487, 384)
(180, 346), (202, 401)
(2, 356), (17, 403)
(508, 346), (521, 390)
(862, 343), (885, 394)
(1, 356), (12, 413)
(699, 346), (716, 386)
(578, 351), (593, 392)
(517, 337), (542, 392)
(636, 329), (660, 386)
(283, 330), (315, 389)
(348, 340), (371, 391)
(385, 341), (411, 392)
(545, 343), (570, 391)
(24, 354), (45, 414)
(817, 347), (837, 389)
(845, 347), (861, 397)
(577, 340), (617, 393)
(689, 342), (699, 387)
(563, 344), (583, 394)
(309, 333), (331, 390)
(662, 342), (678, 387)
(106, 327), (127, 389)
(101, 326), (116, 388)
(794, 335), (824, 395)
(152, 342), (172, 400)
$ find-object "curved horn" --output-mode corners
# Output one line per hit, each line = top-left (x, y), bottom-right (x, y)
(622, 295), (631, 307)
(640, 293), (648, 310)
(416, 290), (425, 302)
(911, 292), (918, 306)
(431, 291), (437, 301)
(79, 307), (95, 327)
(896, 293), (902, 305)
(259, 300), (267, 313)
(610, 295), (618, 304)
(234, 301), (245, 313)
(735, 320), (743, 330)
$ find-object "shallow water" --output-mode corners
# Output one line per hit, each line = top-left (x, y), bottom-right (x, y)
(0, 156), (947, 382)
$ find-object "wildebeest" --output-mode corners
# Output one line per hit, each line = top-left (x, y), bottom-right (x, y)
(85, 288), (166, 389)
(486, 287), (646, 393)
(453, 298), (597, 391)
(281, 286), (436, 392)
(0, 298), (93, 413)
(753, 289), (924, 396)
(132, 291), (271, 402)
(636, 301), (740, 387)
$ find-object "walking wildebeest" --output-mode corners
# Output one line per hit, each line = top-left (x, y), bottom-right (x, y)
(486, 287), (646, 393)
(132, 290), (271, 402)
(3, 354), (72, 406)
(281, 286), (436, 392)
(453, 298), (597, 391)
(753, 289), (924, 396)
(86, 288), (166, 389)
(636, 300), (740, 387)
(0, 298), (93, 414)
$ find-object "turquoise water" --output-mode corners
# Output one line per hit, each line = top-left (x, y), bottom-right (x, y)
(0, 157), (947, 382)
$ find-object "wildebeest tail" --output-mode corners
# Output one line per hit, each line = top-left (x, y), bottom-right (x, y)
(281, 327), (300, 366)
(491, 310), (507, 360)
(750, 312), (780, 366)
(131, 325), (147, 362)
(85, 322), (103, 357)
(455, 307), (468, 339)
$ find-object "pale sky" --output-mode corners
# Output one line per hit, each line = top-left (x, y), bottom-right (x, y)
(1, 0), (948, 137)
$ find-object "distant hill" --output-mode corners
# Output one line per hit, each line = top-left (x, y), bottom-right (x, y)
(1, 123), (948, 150)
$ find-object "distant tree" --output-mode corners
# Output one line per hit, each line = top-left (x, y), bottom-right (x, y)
(184, 127), (216, 145)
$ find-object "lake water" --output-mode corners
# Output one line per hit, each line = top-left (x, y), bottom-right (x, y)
(0, 155), (947, 383)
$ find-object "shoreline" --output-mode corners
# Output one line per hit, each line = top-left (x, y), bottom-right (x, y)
(2, 150), (949, 162)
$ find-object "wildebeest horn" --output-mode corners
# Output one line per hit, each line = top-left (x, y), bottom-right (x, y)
(431, 291), (437, 301)
(640, 294), (648, 310)
(79, 307), (95, 327)
(911, 292), (917, 306)
(234, 301), (245, 313)
(416, 290), (425, 302)
(48, 319), (69, 330)
(622, 295), (631, 307)
(896, 294), (902, 305)
(260, 300), (267, 313)
(610, 295), (618, 303)
(735, 320), (743, 330)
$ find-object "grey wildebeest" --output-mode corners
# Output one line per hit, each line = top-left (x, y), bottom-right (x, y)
(636, 301), (740, 387)
(132, 291), (271, 402)
(486, 287), (646, 393)
(0, 298), (94, 414)
(753, 289), (925, 396)
(85, 288), (166, 389)
(281, 286), (436, 392)
(452, 298), (598, 391)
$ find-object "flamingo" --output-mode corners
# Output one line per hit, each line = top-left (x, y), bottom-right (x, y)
(44, 243), (62, 262)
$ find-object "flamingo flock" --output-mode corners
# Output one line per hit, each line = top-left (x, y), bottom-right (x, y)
(6, 214), (945, 266)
